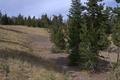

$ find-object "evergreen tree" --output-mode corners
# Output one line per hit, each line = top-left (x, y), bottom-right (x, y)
(36, 18), (41, 27)
(83, 0), (109, 70)
(113, 0), (120, 47)
(1, 14), (9, 25)
(24, 17), (28, 25)
(31, 16), (36, 27)
(0, 11), (2, 24)
(50, 15), (65, 50)
(7, 16), (14, 25)
(112, 1), (120, 63)
(58, 15), (63, 25)
(40, 14), (50, 28)
(17, 14), (24, 25)
(27, 16), (32, 26)
(116, 0), (120, 3)
(104, 7), (114, 34)
(67, 0), (82, 65)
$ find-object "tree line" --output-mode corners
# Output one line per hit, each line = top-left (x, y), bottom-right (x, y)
(0, 12), (52, 28)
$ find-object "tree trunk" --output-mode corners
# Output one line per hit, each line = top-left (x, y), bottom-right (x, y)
(117, 47), (120, 64)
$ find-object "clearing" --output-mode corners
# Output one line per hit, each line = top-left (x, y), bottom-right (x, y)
(0, 25), (118, 80)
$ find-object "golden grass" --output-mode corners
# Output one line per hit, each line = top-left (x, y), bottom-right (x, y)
(0, 25), (116, 80)
(0, 25), (49, 37)
(0, 25), (69, 80)
(0, 58), (69, 80)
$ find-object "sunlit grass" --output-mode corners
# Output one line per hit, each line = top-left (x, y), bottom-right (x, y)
(0, 25), (70, 80)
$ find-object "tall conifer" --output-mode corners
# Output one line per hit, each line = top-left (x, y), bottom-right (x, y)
(84, 0), (109, 70)
(67, 0), (82, 65)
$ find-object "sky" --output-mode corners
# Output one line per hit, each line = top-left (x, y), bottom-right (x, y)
(0, 0), (118, 19)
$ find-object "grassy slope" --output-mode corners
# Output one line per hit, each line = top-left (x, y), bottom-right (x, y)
(0, 25), (68, 80)
(0, 25), (118, 80)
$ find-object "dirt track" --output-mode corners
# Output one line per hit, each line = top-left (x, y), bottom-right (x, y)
(15, 26), (110, 80)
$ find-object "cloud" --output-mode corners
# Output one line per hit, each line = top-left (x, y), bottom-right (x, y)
(104, 0), (117, 7)
(0, 0), (117, 18)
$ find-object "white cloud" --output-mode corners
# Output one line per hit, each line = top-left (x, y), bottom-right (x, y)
(0, 0), (117, 18)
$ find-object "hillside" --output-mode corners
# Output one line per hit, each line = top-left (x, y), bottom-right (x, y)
(0, 25), (69, 80)
(0, 25), (118, 80)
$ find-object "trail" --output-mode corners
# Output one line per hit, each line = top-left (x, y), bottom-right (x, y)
(12, 26), (109, 80)
(24, 27), (107, 80)
(0, 25), (113, 80)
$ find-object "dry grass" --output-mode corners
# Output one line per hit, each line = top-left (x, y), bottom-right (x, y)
(0, 25), (49, 37)
(0, 58), (69, 80)
(0, 25), (30, 49)
(107, 63), (120, 80)
(0, 25), (119, 80)
(0, 25), (69, 80)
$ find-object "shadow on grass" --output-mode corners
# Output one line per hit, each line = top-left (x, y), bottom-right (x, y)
(0, 49), (62, 73)
(48, 56), (112, 73)
(0, 48), (81, 73)
(0, 48), (112, 73)
(48, 56), (82, 72)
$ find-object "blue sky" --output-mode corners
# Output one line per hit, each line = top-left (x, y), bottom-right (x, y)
(0, 0), (118, 19)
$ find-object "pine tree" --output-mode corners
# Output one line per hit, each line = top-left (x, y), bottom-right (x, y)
(1, 14), (9, 25)
(116, 0), (120, 3)
(16, 14), (24, 25)
(67, 0), (82, 65)
(83, 0), (109, 70)
(50, 15), (65, 50)
(112, 8), (120, 47)
(7, 16), (14, 25)
(40, 14), (50, 28)
(112, 1), (120, 63)
(104, 7), (113, 34)
(27, 16), (32, 27)
(36, 18), (41, 27)
(24, 17), (28, 26)
(0, 11), (2, 24)
(31, 16), (36, 27)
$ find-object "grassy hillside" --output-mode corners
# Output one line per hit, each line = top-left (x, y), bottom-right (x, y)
(0, 25), (118, 80)
(0, 25), (69, 80)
